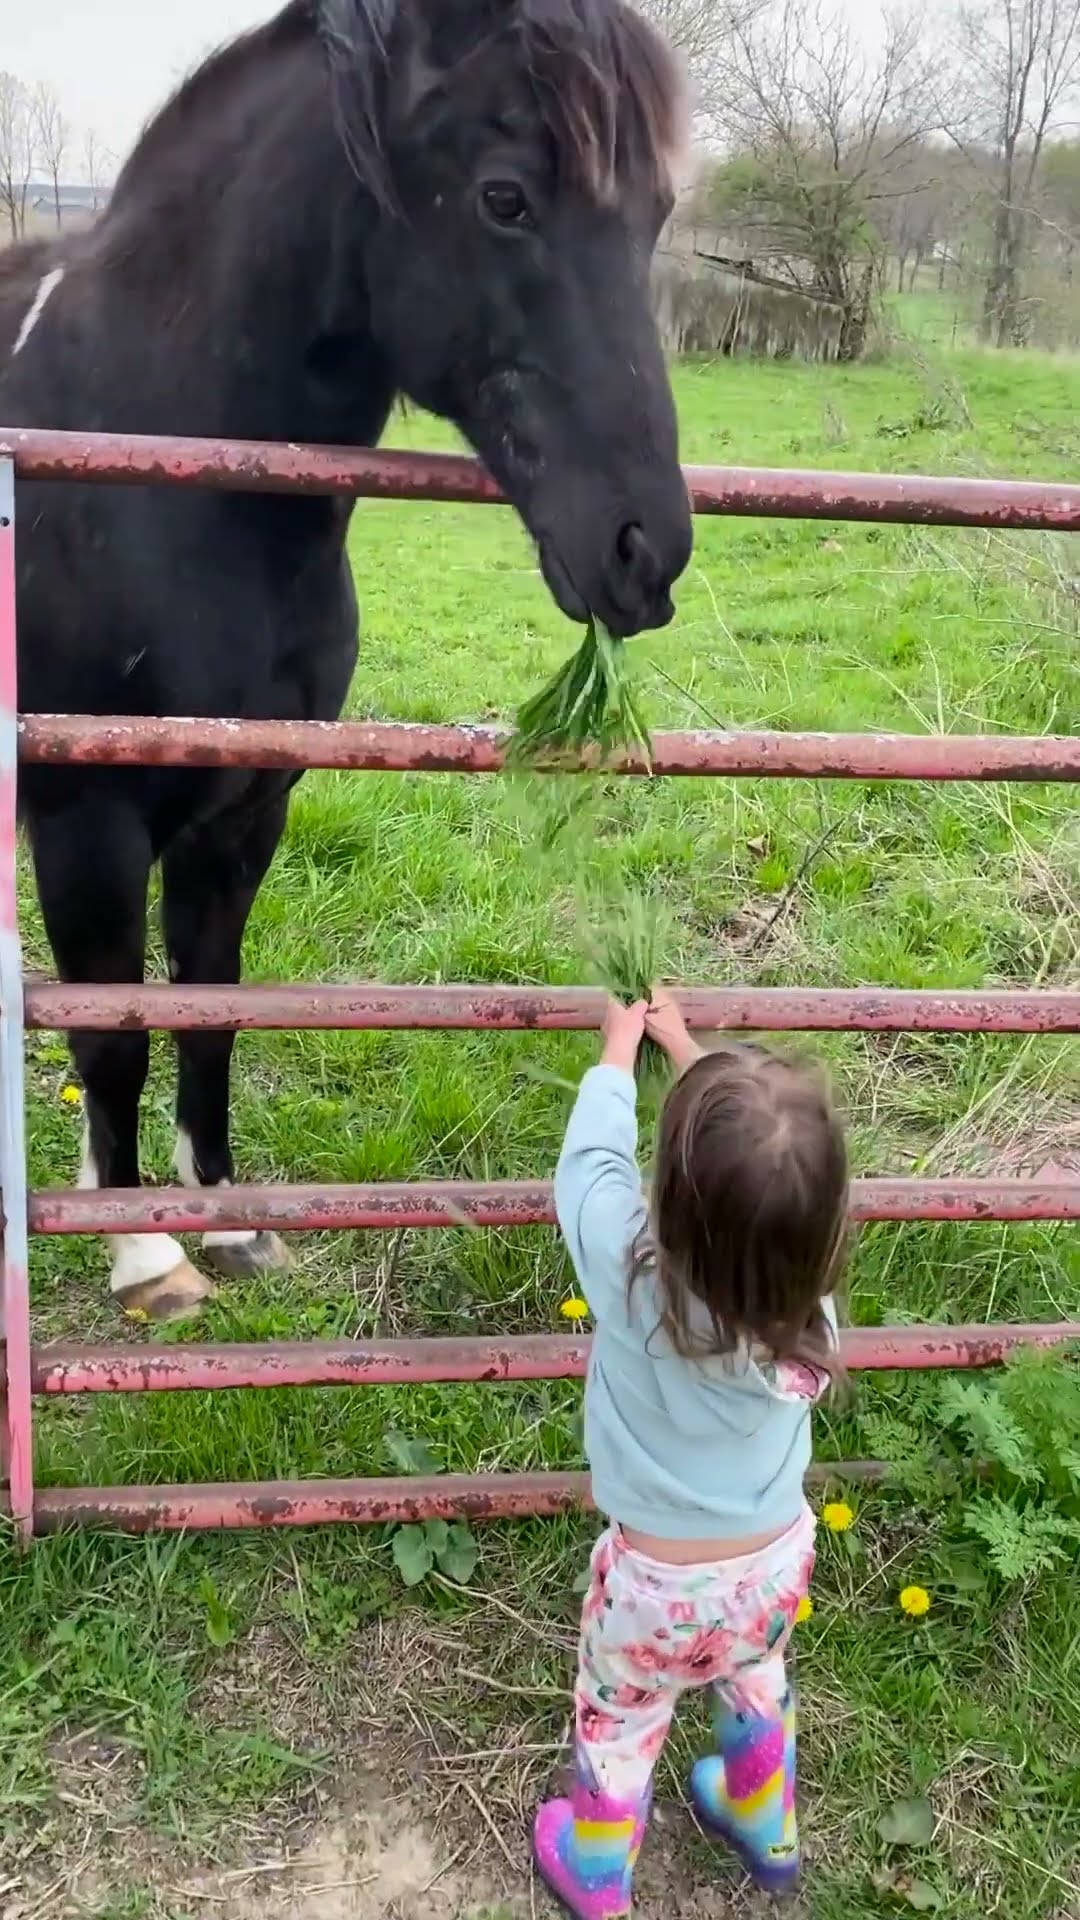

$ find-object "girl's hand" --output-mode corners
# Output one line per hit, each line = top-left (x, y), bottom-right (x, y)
(645, 985), (704, 1073)
(601, 996), (648, 1073)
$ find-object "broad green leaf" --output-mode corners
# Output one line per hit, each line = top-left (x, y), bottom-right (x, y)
(942, 1556), (986, 1593)
(436, 1522), (479, 1585)
(904, 1880), (944, 1911)
(392, 1524), (434, 1587)
(384, 1430), (442, 1476)
(877, 1797), (935, 1848)
(424, 1519), (450, 1555)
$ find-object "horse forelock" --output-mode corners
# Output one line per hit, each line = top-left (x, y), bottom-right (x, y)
(98, 0), (685, 234)
(322, 0), (686, 210)
(517, 0), (688, 206)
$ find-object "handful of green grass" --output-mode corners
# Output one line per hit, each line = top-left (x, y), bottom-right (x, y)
(508, 618), (652, 771)
(587, 888), (670, 1086)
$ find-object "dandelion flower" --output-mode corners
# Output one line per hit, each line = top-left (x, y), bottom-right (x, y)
(60, 1084), (82, 1107)
(822, 1500), (854, 1533)
(560, 1297), (590, 1322)
(900, 1584), (931, 1618)
(795, 1595), (814, 1624)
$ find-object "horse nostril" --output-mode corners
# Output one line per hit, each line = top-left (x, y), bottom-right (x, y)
(614, 522), (662, 604)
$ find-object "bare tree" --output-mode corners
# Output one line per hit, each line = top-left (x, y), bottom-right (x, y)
(83, 128), (115, 210)
(1036, 134), (1080, 260)
(698, 0), (943, 356)
(945, 0), (1080, 343)
(31, 81), (68, 231)
(0, 71), (34, 242)
(636, 0), (755, 123)
(877, 140), (976, 291)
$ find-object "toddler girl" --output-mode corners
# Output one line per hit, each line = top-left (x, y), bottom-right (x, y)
(532, 989), (847, 1916)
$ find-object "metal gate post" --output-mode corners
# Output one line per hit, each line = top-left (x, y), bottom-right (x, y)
(0, 457), (32, 1540)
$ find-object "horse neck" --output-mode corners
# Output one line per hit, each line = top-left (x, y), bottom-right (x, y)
(91, 25), (394, 451)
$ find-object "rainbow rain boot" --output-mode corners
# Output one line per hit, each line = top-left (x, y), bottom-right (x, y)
(688, 1689), (800, 1896)
(533, 1755), (647, 1918)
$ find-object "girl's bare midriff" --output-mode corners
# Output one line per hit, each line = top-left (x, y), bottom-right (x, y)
(620, 1521), (792, 1564)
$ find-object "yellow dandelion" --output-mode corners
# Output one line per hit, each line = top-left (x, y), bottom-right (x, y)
(559, 1297), (590, 1322)
(60, 1084), (83, 1107)
(900, 1584), (931, 1618)
(795, 1594), (814, 1624)
(822, 1500), (854, 1533)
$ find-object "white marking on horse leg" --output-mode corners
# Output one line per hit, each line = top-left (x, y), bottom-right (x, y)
(80, 1124), (190, 1295)
(173, 1125), (257, 1251)
(12, 267), (65, 358)
(172, 1125), (198, 1189)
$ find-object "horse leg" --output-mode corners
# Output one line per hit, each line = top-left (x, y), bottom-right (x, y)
(28, 795), (210, 1321)
(162, 786), (292, 1279)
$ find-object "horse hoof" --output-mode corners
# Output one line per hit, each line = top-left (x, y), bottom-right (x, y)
(114, 1259), (215, 1325)
(204, 1230), (291, 1278)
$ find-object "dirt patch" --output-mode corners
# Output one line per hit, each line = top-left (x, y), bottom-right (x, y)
(3, 1773), (767, 1919)
(188, 1784), (760, 1919)
(4, 1608), (802, 1919)
(171, 1786), (506, 1918)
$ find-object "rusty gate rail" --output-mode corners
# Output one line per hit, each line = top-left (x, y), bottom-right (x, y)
(18, 713), (1080, 781)
(32, 1323), (1080, 1396)
(6, 428), (1076, 529)
(23, 981), (1080, 1034)
(13, 1457), (938, 1534)
(2, 430), (1079, 1538)
(26, 1176), (1080, 1238)
(4, 426), (1080, 529)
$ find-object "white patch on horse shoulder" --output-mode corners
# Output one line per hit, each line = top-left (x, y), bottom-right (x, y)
(174, 1127), (258, 1249)
(80, 1125), (189, 1292)
(12, 266), (65, 358)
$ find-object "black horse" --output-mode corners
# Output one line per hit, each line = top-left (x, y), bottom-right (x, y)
(0, 0), (692, 1322)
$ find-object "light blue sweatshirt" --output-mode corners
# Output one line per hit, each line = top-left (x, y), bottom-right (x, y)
(554, 1063), (835, 1541)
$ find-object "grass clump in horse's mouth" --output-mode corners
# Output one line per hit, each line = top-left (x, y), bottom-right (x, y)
(508, 617), (652, 770)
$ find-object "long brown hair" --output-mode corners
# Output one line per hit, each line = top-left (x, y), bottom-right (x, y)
(633, 1042), (848, 1378)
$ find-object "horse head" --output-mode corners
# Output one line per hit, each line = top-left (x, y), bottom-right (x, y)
(323, 0), (693, 637)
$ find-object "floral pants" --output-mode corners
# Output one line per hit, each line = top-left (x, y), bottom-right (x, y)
(575, 1507), (816, 1799)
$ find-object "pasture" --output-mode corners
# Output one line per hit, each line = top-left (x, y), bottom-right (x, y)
(2, 342), (1079, 1919)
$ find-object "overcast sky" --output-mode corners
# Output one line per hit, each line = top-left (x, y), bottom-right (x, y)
(9, 0), (280, 169)
(11, 0), (884, 178)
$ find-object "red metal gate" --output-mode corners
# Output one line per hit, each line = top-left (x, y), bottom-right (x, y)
(1, 428), (1079, 1539)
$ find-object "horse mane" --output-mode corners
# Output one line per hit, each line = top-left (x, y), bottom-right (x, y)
(0, 237), (55, 292)
(322, 0), (687, 207)
(518, 0), (686, 201)
(105, 0), (685, 226)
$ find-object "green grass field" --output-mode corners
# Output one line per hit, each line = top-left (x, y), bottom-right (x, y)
(2, 339), (1079, 1919)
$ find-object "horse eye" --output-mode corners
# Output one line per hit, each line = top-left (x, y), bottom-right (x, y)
(481, 181), (532, 229)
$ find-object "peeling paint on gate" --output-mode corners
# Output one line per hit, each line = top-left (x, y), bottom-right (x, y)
(16, 713), (1080, 781)
(30, 1322), (1080, 1397)
(4, 426), (1080, 530)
